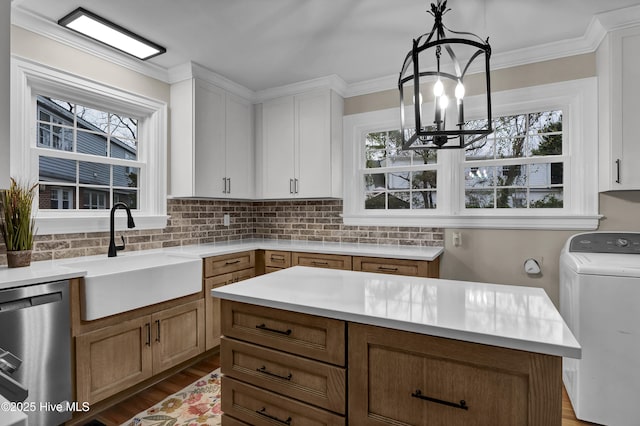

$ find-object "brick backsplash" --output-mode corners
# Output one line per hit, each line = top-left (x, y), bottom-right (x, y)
(0, 199), (443, 266)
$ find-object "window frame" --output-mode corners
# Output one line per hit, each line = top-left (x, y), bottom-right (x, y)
(342, 78), (600, 229)
(11, 58), (168, 234)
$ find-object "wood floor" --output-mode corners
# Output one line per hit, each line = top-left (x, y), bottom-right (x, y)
(85, 353), (597, 426)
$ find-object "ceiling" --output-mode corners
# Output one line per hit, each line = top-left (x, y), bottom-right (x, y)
(10, 0), (640, 92)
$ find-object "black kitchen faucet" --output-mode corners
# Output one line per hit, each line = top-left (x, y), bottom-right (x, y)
(108, 202), (136, 257)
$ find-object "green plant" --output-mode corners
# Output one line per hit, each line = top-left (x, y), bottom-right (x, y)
(0, 178), (37, 251)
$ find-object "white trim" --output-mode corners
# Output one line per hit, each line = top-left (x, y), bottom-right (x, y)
(342, 78), (599, 230)
(11, 57), (168, 234)
(254, 74), (348, 103)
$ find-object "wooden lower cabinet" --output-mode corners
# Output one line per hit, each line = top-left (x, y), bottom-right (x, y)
(348, 323), (561, 426)
(353, 255), (440, 278)
(292, 252), (352, 270)
(76, 299), (205, 404)
(205, 267), (255, 349)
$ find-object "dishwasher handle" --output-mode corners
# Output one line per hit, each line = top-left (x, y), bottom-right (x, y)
(0, 291), (62, 313)
(0, 349), (28, 403)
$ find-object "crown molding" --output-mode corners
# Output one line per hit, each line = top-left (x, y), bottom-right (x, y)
(167, 62), (255, 101)
(254, 74), (348, 103)
(596, 3), (640, 31)
(11, 7), (170, 83)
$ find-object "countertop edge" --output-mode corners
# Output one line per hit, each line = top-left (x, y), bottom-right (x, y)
(211, 290), (581, 359)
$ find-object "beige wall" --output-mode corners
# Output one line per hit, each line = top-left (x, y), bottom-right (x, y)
(0, 2), (10, 189)
(345, 53), (640, 307)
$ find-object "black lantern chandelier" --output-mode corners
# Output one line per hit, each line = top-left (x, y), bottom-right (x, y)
(399, 0), (493, 150)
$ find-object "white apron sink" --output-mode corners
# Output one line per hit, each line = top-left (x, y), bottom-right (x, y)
(61, 252), (202, 320)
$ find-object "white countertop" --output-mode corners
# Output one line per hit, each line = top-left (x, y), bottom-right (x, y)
(0, 239), (442, 290)
(165, 238), (443, 261)
(212, 266), (581, 359)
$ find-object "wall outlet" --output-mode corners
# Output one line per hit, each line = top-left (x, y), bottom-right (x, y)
(223, 213), (230, 227)
(452, 231), (462, 247)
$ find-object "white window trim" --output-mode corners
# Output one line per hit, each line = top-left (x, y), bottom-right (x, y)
(342, 77), (600, 230)
(11, 57), (168, 234)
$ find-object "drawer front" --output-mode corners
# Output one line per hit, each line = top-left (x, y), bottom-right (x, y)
(265, 250), (292, 268)
(292, 252), (352, 270)
(221, 300), (345, 366)
(204, 251), (255, 277)
(348, 323), (560, 426)
(353, 256), (438, 277)
(222, 376), (345, 426)
(222, 414), (250, 426)
(221, 337), (346, 414)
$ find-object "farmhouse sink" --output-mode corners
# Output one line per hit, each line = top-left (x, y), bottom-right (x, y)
(61, 251), (202, 320)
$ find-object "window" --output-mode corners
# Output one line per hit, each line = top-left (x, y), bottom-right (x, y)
(343, 78), (599, 229)
(36, 95), (140, 211)
(11, 58), (168, 234)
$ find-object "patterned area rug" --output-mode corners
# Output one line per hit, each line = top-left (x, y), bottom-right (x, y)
(121, 369), (222, 426)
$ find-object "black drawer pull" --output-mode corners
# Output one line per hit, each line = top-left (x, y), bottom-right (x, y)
(311, 261), (329, 266)
(271, 256), (285, 262)
(256, 323), (292, 336)
(256, 407), (292, 425)
(225, 259), (241, 265)
(378, 266), (399, 272)
(257, 365), (293, 381)
(411, 389), (468, 410)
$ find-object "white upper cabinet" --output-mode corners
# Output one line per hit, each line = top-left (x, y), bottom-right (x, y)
(170, 77), (254, 198)
(258, 89), (343, 199)
(598, 26), (640, 191)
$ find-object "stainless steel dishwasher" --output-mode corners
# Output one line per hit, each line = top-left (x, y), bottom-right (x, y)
(0, 280), (72, 425)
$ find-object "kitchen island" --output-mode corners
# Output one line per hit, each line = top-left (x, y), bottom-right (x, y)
(212, 266), (580, 426)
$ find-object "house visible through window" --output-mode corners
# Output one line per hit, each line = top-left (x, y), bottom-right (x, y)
(36, 95), (140, 210)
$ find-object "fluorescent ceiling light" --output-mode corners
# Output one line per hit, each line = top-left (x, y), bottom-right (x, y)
(58, 8), (166, 60)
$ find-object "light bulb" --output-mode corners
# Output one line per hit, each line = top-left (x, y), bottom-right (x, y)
(455, 81), (465, 100)
(439, 95), (449, 110)
(433, 79), (444, 97)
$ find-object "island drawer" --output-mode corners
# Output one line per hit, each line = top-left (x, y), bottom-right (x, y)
(348, 323), (561, 426)
(352, 256), (439, 278)
(204, 251), (255, 277)
(221, 337), (346, 414)
(221, 300), (345, 366)
(292, 252), (352, 270)
(264, 250), (292, 269)
(222, 376), (345, 426)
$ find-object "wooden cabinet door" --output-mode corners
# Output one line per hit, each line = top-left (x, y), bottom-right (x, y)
(76, 316), (152, 404)
(152, 299), (205, 373)
(262, 96), (295, 198)
(348, 323), (561, 426)
(205, 267), (255, 350)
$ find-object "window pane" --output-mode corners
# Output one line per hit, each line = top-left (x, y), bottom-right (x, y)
(364, 173), (385, 191)
(496, 188), (528, 208)
(76, 104), (109, 134)
(114, 166), (139, 188)
(497, 165), (527, 187)
(530, 188), (564, 208)
(77, 129), (107, 156)
(529, 163), (563, 186)
(388, 191), (410, 209)
(465, 166), (494, 188)
(495, 136), (526, 159)
(366, 150), (386, 168)
(365, 192), (386, 209)
(528, 111), (562, 135)
(80, 188), (109, 210)
(79, 161), (110, 185)
(412, 171), (437, 189)
(114, 189), (138, 209)
(529, 133), (562, 156)
(411, 149), (437, 165)
(412, 191), (437, 209)
(110, 114), (138, 140)
(39, 185), (75, 210)
(388, 172), (410, 190)
(465, 137), (493, 160)
(39, 156), (76, 183)
(465, 190), (494, 208)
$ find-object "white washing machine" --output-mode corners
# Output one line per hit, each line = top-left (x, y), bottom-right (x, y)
(560, 232), (640, 426)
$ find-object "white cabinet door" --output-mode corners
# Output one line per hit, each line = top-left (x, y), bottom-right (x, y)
(262, 96), (296, 198)
(598, 26), (640, 191)
(194, 79), (226, 197)
(296, 90), (332, 197)
(226, 93), (254, 199)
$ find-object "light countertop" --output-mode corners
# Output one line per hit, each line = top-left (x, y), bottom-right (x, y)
(0, 239), (442, 290)
(212, 266), (581, 359)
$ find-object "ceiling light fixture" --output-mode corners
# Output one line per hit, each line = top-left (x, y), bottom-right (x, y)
(399, 0), (492, 150)
(58, 7), (166, 61)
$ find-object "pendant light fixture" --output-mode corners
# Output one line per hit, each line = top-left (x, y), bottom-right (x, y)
(399, 0), (493, 150)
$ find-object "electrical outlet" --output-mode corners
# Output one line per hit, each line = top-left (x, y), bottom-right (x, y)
(452, 231), (462, 247)
(223, 213), (230, 227)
